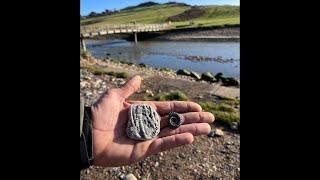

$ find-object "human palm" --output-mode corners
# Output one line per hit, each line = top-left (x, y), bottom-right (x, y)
(91, 75), (214, 167)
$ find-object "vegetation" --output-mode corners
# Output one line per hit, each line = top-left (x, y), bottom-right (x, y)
(80, 3), (239, 29)
(148, 91), (189, 101)
(199, 101), (239, 124)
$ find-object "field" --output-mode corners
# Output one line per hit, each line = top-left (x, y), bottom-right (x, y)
(81, 4), (240, 29)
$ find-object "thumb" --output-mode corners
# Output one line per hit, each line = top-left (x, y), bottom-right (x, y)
(118, 75), (142, 99)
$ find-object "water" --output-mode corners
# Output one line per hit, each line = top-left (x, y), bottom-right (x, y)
(86, 39), (240, 78)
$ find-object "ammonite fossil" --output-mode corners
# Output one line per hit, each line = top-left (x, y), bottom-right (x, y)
(126, 104), (161, 140)
(168, 111), (184, 128)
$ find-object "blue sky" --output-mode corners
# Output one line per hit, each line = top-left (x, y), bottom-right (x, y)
(80, 0), (240, 15)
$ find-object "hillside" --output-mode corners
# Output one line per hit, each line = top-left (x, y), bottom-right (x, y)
(81, 3), (239, 29)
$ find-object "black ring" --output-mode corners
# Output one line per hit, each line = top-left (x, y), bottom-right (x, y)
(168, 112), (184, 128)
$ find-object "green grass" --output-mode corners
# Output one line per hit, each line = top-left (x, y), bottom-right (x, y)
(148, 91), (189, 101)
(81, 4), (239, 29)
(81, 4), (189, 25)
(215, 95), (240, 106)
(199, 101), (239, 124)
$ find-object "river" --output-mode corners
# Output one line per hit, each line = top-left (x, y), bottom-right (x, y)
(86, 39), (240, 78)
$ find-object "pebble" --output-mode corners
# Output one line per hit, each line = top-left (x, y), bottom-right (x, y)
(207, 130), (215, 138)
(227, 141), (233, 145)
(84, 91), (92, 96)
(230, 122), (238, 131)
(213, 166), (217, 171)
(145, 89), (154, 96)
(155, 161), (159, 167)
(215, 129), (224, 137)
(80, 81), (88, 88)
(179, 153), (186, 158)
(124, 173), (137, 180)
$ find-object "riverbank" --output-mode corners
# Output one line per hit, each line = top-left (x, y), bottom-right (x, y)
(80, 56), (239, 103)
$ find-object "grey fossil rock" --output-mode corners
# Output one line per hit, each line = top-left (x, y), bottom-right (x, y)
(127, 104), (161, 140)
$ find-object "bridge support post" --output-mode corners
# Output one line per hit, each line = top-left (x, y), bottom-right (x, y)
(134, 32), (138, 43)
(80, 37), (86, 51)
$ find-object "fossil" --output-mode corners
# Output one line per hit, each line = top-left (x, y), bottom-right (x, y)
(126, 104), (161, 140)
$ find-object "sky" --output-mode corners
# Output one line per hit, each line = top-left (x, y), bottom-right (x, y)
(80, 0), (240, 16)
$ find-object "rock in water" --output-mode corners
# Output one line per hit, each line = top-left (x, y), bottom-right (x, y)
(201, 72), (216, 82)
(190, 71), (201, 80)
(215, 72), (224, 81)
(127, 104), (160, 140)
(177, 69), (191, 76)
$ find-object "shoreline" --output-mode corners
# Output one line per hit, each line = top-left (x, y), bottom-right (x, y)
(80, 56), (240, 101)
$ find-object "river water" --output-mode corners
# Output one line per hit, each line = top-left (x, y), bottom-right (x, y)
(86, 39), (240, 78)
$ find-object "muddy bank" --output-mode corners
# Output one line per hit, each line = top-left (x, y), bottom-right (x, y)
(155, 27), (240, 41)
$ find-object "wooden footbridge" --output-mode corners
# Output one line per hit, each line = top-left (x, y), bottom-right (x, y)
(80, 23), (171, 51)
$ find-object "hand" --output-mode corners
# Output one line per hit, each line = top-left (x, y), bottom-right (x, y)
(91, 75), (215, 167)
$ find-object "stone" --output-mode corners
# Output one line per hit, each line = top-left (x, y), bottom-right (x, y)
(215, 72), (224, 81)
(229, 122), (238, 131)
(126, 104), (161, 140)
(155, 161), (159, 167)
(139, 63), (148, 68)
(84, 91), (92, 96)
(207, 130), (215, 138)
(215, 129), (224, 137)
(124, 173), (137, 180)
(201, 72), (216, 82)
(176, 69), (191, 76)
(213, 166), (217, 171)
(80, 81), (88, 88)
(221, 77), (240, 86)
(145, 89), (154, 96)
(190, 71), (201, 80)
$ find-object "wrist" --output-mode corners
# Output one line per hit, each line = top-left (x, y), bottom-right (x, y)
(80, 106), (94, 169)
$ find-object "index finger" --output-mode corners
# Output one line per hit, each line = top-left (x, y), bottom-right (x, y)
(127, 101), (202, 115)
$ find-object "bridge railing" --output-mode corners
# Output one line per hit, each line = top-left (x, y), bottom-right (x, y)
(80, 23), (171, 34)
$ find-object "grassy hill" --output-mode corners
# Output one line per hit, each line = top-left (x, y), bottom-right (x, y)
(81, 3), (239, 29)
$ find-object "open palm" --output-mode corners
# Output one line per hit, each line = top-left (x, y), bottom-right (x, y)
(91, 75), (214, 167)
